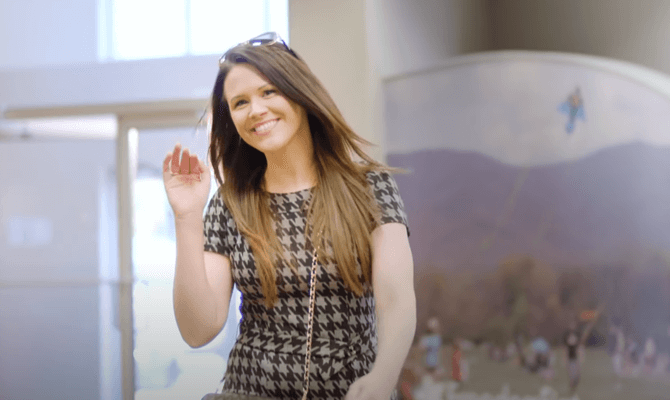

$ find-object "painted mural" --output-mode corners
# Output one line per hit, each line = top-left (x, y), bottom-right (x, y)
(385, 53), (670, 400)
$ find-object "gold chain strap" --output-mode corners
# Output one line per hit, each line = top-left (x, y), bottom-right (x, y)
(301, 242), (320, 400)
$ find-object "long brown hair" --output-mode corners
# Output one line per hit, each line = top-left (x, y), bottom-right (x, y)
(209, 42), (389, 308)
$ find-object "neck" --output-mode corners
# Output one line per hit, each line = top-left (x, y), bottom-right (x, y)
(263, 141), (317, 194)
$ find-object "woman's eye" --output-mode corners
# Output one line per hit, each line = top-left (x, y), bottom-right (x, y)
(263, 89), (276, 96)
(233, 99), (247, 108)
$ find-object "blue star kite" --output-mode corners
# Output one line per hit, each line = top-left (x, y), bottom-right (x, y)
(558, 87), (586, 134)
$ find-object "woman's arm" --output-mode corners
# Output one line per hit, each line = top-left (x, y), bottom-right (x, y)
(346, 222), (416, 399)
(371, 222), (416, 377)
(173, 216), (234, 348)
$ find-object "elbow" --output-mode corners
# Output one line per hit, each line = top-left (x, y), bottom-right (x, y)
(175, 314), (226, 348)
(173, 301), (228, 348)
(180, 327), (219, 349)
(184, 336), (206, 349)
(185, 337), (210, 349)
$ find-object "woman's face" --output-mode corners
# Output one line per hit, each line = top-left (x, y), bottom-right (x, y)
(223, 64), (310, 157)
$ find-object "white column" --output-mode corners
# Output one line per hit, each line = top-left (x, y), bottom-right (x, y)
(116, 118), (138, 400)
(289, 0), (382, 161)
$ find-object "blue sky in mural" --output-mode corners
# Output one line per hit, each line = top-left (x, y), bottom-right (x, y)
(384, 55), (670, 166)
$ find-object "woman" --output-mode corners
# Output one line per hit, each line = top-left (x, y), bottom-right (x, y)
(162, 33), (416, 400)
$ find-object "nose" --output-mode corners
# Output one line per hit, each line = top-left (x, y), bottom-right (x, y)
(248, 97), (268, 117)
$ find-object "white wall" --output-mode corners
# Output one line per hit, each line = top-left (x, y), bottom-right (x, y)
(289, 0), (373, 155)
(488, 0), (670, 76)
(370, 0), (489, 78)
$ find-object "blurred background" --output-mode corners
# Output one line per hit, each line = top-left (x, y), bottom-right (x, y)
(2, 1), (670, 399)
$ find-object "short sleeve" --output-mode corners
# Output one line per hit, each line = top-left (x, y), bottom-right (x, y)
(366, 169), (410, 236)
(203, 189), (232, 256)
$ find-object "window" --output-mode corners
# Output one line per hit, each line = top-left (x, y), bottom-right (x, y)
(98, 0), (289, 61)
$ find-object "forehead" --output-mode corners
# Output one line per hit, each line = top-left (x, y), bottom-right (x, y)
(223, 64), (271, 101)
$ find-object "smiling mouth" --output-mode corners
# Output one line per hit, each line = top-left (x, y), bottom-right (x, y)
(252, 119), (279, 134)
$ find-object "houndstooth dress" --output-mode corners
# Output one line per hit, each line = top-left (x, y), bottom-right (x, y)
(203, 170), (409, 400)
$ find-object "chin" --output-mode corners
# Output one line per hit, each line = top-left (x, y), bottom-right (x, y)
(254, 139), (290, 154)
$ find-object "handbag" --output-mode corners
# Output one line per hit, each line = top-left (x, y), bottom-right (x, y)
(202, 243), (321, 400)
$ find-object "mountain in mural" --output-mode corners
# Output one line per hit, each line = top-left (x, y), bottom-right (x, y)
(388, 142), (670, 273)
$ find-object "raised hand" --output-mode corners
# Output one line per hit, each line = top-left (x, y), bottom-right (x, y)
(162, 143), (212, 220)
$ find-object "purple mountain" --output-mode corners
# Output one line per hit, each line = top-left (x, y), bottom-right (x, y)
(388, 142), (670, 273)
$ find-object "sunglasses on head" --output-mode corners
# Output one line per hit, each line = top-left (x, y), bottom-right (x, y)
(219, 32), (298, 65)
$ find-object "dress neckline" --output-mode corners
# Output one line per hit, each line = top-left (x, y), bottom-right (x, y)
(265, 186), (316, 196)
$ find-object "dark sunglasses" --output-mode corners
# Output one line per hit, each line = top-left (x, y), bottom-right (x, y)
(219, 32), (298, 65)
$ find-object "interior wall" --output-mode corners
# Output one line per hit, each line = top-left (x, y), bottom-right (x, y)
(288, 0), (373, 156)
(371, 0), (489, 79)
(488, 0), (670, 76)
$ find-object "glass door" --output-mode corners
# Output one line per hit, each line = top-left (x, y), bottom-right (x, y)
(131, 125), (241, 400)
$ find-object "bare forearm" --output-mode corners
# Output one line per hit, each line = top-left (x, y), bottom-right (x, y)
(372, 292), (417, 383)
(173, 217), (222, 347)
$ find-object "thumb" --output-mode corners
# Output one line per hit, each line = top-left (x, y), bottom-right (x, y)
(162, 152), (173, 181)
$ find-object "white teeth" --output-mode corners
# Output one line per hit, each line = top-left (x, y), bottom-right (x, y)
(253, 119), (278, 133)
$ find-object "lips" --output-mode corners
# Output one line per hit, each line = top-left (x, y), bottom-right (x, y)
(251, 119), (279, 134)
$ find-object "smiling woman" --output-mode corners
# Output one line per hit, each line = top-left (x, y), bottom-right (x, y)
(224, 64), (311, 167)
(163, 32), (416, 400)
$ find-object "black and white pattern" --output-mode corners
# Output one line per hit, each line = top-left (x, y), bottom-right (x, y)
(203, 170), (409, 399)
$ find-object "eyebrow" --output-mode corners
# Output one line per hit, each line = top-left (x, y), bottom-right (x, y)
(229, 84), (274, 105)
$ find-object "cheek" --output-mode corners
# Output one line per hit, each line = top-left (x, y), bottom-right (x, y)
(229, 113), (247, 134)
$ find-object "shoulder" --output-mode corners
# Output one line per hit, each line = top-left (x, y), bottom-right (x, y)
(362, 166), (404, 206)
(363, 167), (397, 187)
(362, 166), (404, 203)
(359, 164), (410, 234)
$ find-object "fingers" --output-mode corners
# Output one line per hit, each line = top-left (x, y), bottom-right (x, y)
(165, 143), (205, 178)
(180, 148), (191, 174)
(171, 143), (181, 174)
(190, 154), (200, 174)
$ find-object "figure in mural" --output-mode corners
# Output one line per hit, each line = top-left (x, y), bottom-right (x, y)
(451, 339), (465, 386)
(530, 335), (553, 380)
(642, 337), (657, 374)
(558, 87), (586, 134)
(563, 308), (603, 396)
(610, 324), (626, 378)
(563, 323), (581, 395)
(420, 317), (444, 380)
